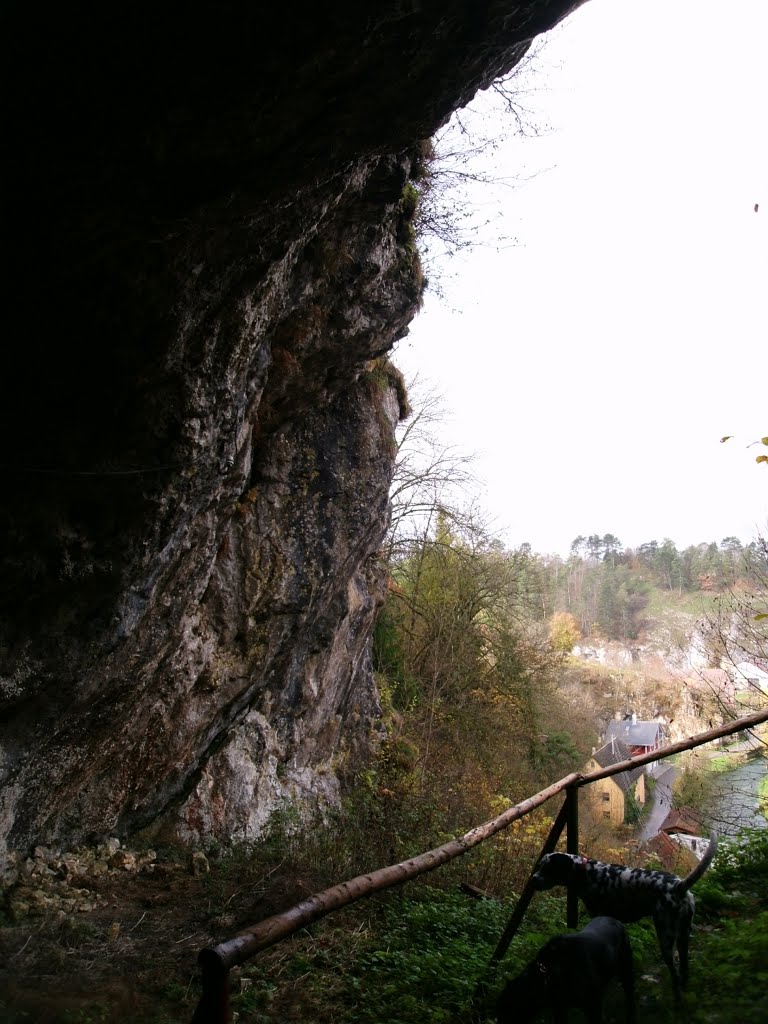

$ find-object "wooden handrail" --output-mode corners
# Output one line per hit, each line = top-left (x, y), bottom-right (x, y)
(204, 772), (582, 972)
(577, 706), (768, 786)
(192, 705), (768, 1022)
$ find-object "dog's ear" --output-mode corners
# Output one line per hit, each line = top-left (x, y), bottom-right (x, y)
(532, 852), (573, 890)
(545, 852), (576, 879)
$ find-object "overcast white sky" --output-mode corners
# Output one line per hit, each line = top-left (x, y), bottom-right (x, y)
(393, 0), (767, 559)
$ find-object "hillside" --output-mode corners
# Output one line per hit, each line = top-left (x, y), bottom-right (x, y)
(540, 536), (768, 747)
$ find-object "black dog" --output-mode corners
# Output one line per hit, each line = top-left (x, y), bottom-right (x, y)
(496, 916), (635, 1024)
(530, 836), (717, 1000)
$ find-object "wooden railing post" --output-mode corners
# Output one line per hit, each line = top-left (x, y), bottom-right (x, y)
(485, 798), (570, 975)
(565, 783), (579, 929)
(471, 799), (570, 1014)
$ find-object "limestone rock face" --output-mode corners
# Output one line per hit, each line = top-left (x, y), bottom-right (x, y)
(0, 1), (583, 854)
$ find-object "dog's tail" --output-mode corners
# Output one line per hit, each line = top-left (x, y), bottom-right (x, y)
(676, 833), (718, 892)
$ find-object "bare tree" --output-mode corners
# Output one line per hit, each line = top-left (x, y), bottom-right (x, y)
(698, 536), (768, 718)
(385, 374), (478, 561)
(412, 38), (554, 279)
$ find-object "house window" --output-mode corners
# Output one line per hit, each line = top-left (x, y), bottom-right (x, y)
(602, 792), (610, 802)
(603, 810), (611, 819)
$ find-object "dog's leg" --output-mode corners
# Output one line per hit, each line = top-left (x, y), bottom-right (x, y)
(677, 909), (693, 990)
(619, 932), (637, 1024)
(653, 910), (682, 1004)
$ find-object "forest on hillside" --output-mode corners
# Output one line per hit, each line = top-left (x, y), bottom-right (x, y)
(373, 502), (766, 840)
(535, 532), (768, 643)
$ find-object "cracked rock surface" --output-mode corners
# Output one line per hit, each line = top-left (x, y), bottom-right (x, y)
(0, 1), (584, 856)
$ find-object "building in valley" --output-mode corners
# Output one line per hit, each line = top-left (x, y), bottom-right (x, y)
(586, 737), (646, 826)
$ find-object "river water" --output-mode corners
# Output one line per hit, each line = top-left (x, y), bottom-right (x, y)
(706, 755), (768, 837)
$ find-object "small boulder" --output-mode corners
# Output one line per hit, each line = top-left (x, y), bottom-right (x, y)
(109, 850), (137, 871)
(190, 851), (210, 876)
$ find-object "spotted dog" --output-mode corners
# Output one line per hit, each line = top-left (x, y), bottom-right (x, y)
(530, 836), (717, 1001)
(497, 916), (635, 1024)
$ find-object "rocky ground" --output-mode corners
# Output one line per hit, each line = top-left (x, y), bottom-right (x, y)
(0, 839), (312, 1023)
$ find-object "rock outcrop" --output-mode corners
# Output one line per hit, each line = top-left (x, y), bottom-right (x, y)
(0, 1), (584, 855)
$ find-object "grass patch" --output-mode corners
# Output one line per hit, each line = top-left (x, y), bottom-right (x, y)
(643, 587), (718, 620)
(709, 754), (740, 773)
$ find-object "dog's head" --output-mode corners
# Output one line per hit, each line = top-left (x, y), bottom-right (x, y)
(531, 852), (585, 891)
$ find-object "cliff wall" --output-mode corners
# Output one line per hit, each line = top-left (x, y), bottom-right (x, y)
(0, 1), (584, 855)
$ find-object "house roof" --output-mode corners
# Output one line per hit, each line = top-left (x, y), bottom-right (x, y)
(604, 719), (663, 748)
(641, 832), (698, 874)
(660, 807), (703, 836)
(590, 738), (644, 793)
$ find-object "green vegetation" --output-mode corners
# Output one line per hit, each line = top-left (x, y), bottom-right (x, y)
(385, 517), (767, 655)
(228, 826), (768, 1024)
(373, 509), (594, 836)
(5, 818), (762, 1024)
(709, 754), (739, 773)
(386, 382), (768, 656)
(644, 584), (717, 620)
(759, 775), (768, 818)
(364, 357), (411, 420)
(671, 755), (717, 813)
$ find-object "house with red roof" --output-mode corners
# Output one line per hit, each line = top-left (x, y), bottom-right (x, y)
(640, 831), (698, 874)
(602, 715), (666, 771)
(660, 805), (712, 860)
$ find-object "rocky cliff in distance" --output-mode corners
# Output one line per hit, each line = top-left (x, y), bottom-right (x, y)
(0, 1), (585, 857)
